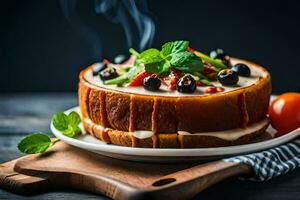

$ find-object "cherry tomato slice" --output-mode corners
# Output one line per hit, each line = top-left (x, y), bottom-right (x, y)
(128, 71), (151, 86)
(268, 93), (300, 136)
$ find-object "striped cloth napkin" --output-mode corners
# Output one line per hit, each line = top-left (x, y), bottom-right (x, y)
(224, 139), (300, 181)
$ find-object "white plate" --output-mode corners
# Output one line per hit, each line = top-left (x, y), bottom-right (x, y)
(51, 104), (300, 162)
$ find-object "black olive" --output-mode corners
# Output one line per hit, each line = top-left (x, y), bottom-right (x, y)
(143, 76), (161, 91)
(232, 63), (251, 77)
(99, 67), (118, 81)
(210, 49), (231, 66)
(177, 75), (197, 93)
(92, 62), (107, 76)
(217, 69), (239, 86)
(114, 54), (127, 64)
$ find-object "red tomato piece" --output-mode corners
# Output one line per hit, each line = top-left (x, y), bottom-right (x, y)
(203, 65), (216, 75)
(103, 59), (110, 65)
(268, 93), (300, 135)
(128, 71), (151, 86)
(187, 47), (196, 52)
(196, 81), (204, 87)
(204, 87), (224, 94)
(168, 79), (177, 90)
(205, 87), (218, 93)
(168, 68), (183, 91)
(216, 87), (225, 92)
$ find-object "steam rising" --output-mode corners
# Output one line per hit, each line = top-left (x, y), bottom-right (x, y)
(60, 0), (102, 60)
(95, 0), (155, 51)
(60, 0), (155, 59)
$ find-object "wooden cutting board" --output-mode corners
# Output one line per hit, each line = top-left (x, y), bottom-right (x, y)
(0, 142), (251, 199)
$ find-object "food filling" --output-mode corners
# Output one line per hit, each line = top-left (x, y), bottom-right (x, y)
(85, 40), (266, 96)
(86, 118), (269, 141)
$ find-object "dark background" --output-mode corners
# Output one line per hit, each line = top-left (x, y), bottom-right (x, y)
(1, 0), (299, 93)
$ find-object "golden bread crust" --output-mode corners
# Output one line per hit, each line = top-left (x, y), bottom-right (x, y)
(78, 58), (272, 148)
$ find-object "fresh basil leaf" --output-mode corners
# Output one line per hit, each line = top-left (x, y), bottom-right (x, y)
(17, 133), (55, 154)
(145, 60), (171, 74)
(170, 51), (203, 73)
(52, 112), (68, 131)
(136, 48), (162, 65)
(67, 111), (81, 126)
(161, 40), (189, 57)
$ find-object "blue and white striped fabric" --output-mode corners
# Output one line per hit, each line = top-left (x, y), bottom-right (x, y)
(224, 139), (300, 181)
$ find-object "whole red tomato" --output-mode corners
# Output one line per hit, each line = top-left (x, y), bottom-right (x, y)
(269, 93), (300, 135)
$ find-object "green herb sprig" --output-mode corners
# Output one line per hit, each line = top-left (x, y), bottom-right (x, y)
(17, 111), (81, 154)
(17, 133), (59, 154)
(104, 40), (228, 86)
(105, 40), (204, 85)
(193, 51), (227, 69)
(52, 111), (81, 138)
(136, 40), (203, 74)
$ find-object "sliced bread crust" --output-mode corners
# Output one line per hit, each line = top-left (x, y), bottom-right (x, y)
(78, 58), (272, 148)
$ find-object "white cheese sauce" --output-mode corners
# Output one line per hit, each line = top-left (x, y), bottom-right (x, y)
(129, 118), (268, 141)
(84, 59), (266, 97)
(94, 118), (269, 141)
(177, 118), (269, 141)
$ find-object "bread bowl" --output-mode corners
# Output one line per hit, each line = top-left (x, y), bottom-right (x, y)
(78, 41), (272, 148)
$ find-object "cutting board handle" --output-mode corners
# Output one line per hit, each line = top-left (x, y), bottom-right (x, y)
(54, 160), (251, 200)
(39, 160), (251, 200)
(133, 160), (251, 199)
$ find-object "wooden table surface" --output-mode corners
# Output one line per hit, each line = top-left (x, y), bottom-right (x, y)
(1, 93), (300, 200)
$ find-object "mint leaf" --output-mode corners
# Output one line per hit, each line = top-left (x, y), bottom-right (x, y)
(170, 51), (203, 73)
(61, 111), (82, 137)
(62, 125), (81, 138)
(52, 112), (82, 138)
(17, 111), (81, 155)
(17, 133), (56, 154)
(67, 111), (81, 127)
(127, 40), (203, 77)
(161, 40), (189, 57)
(141, 40), (202, 74)
(145, 60), (171, 74)
(52, 112), (68, 131)
(136, 48), (163, 65)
